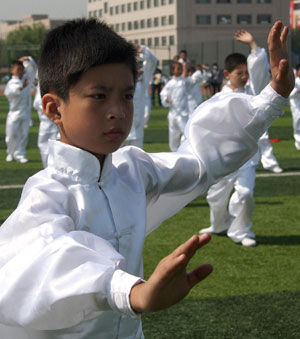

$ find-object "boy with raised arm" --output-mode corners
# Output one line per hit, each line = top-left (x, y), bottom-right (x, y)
(0, 19), (293, 338)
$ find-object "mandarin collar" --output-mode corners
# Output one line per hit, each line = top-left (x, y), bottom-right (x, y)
(47, 140), (112, 184)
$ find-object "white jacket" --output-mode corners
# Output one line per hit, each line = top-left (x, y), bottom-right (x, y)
(0, 84), (287, 339)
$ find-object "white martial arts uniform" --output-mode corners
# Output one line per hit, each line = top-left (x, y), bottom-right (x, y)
(22, 56), (37, 118)
(33, 85), (59, 167)
(289, 75), (300, 150)
(204, 47), (281, 243)
(160, 70), (207, 151)
(0, 84), (287, 339)
(4, 75), (31, 161)
(124, 46), (157, 148)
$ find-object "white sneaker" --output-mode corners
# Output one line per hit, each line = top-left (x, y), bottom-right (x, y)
(241, 237), (257, 247)
(18, 157), (28, 164)
(269, 166), (283, 174)
(199, 226), (227, 235)
(6, 154), (13, 162)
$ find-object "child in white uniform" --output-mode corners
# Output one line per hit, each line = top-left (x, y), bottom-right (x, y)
(0, 20), (293, 338)
(200, 29), (283, 246)
(33, 84), (59, 167)
(289, 63), (300, 150)
(160, 62), (207, 151)
(4, 60), (30, 163)
(124, 45), (157, 148)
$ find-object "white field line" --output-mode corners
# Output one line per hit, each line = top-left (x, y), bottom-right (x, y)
(0, 172), (299, 190)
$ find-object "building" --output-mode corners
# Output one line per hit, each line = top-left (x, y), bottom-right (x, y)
(87, 0), (289, 73)
(0, 14), (67, 40)
(290, 0), (300, 29)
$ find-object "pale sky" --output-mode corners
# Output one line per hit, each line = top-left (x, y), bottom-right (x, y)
(0, 0), (87, 22)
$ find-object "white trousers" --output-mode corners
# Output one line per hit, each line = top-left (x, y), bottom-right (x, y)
(206, 165), (256, 243)
(291, 105), (300, 150)
(168, 114), (188, 152)
(5, 114), (30, 160)
(258, 131), (280, 170)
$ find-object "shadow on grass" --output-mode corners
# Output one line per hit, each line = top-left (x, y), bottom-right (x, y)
(142, 291), (300, 339)
(256, 235), (300, 246)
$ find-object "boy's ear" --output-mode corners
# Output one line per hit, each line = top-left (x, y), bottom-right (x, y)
(223, 69), (230, 80)
(42, 93), (63, 125)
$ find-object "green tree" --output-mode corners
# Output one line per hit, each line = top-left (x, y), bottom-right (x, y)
(4, 24), (48, 63)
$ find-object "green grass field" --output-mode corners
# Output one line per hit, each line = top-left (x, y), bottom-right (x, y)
(0, 94), (300, 338)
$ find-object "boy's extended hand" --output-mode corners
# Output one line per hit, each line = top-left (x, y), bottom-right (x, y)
(130, 234), (213, 313)
(235, 29), (258, 50)
(269, 21), (294, 98)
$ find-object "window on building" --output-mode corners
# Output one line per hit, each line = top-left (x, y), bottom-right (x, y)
(104, 2), (108, 13)
(93, 10), (97, 17)
(115, 6), (119, 14)
(257, 0), (271, 3)
(128, 22), (132, 30)
(134, 2), (138, 10)
(154, 17), (159, 26)
(134, 39), (139, 44)
(88, 11), (92, 18)
(196, 15), (211, 24)
(161, 0), (167, 5)
(169, 0), (174, 3)
(237, 15), (251, 24)
(237, 0), (251, 2)
(147, 0), (152, 8)
(257, 14), (271, 23)
(99, 9), (103, 17)
(141, 38), (145, 45)
(196, 0), (210, 3)
(148, 37), (152, 46)
(169, 35), (174, 45)
(116, 23), (120, 32)
(147, 18), (152, 27)
(154, 37), (160, 46)
(295, 4), (300, 10)
(127, 3), (132, 12)
(169, 15), (174, 24)
(121, 4), (126, 12)
(161, 16), (167, 25)
(216, 0), (231, 3)
(134, 20), (139, 29)
(122, 22), (126, 31)
(154, 0), (159, 7)
(162, 36), (167, 46)
(110, 7), (114, 15)
(217, 15), (232, 24)
(140, 1), (145, 9)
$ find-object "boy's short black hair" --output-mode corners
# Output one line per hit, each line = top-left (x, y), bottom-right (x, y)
(11, 60), (24, 68)
(224, 53), (247, 73)
(38, 18), (138, 100)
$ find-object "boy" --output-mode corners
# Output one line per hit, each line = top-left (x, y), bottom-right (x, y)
(0, 19), (293, 338)
(289, 63), (300, 150)
(199, 29), (283, 246)
(4, 60), (30, 163)
(160, 62), (208, 151)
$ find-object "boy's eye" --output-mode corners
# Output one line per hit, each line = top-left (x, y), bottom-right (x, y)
(125, 93), (134, 100)
(92, 93), (106, 99)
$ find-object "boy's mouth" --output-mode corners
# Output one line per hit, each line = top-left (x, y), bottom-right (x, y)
(105, 127), (123, 140)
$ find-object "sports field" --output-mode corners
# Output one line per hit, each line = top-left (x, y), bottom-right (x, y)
(0, 95), (299, 338)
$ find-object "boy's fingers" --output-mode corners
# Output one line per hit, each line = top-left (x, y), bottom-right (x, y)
(187, 264), (213, 288)
(280, 26), (288, 53)
(171, 234), (211, 261)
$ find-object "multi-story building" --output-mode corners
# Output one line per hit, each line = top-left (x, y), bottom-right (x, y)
(290, 0), (300, 29)
(0, 14), (67, 40)
(87, 0), (289, 72)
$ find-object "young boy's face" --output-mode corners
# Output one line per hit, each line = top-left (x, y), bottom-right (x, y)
(11, 64), (24, 79)
(173, 64), (183, 77)
(224, 63), (249, 90)
(55, 63), (135, 163)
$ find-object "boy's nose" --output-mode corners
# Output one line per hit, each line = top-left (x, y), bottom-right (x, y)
(107, 104), (126, 120)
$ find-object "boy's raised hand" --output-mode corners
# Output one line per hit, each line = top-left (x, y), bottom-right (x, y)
(269, 21), (294, 98)
(235, 29), (258, 50)
(130, 234), (213, 313)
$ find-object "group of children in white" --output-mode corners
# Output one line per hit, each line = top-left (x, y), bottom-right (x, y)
(0, 18), (296, 338)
